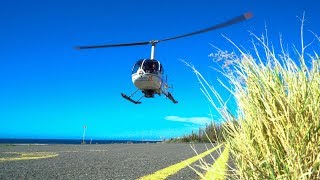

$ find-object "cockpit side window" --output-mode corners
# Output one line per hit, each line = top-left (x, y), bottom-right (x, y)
(159, 63), (164, 74)
(132, 60), (143, 74)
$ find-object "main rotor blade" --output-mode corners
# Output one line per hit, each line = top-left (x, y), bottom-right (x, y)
(75, 12), (252, 50)
(159, 12), (253, 42)
(75, 41), (151, 50)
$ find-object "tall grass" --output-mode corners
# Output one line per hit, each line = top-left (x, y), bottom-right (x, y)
(186, 20), (320, 179)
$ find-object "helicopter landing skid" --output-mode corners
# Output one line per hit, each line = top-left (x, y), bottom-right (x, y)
(121, 93), (142, 104)
(163, 92), (178, 104)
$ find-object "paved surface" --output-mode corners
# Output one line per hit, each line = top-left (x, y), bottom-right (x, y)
(0, 143), (222, 180)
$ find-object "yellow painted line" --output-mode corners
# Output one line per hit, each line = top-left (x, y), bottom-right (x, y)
(203, 146), (229, 180)
(0, 152), (59, 162)
(138, 144), (223, 180)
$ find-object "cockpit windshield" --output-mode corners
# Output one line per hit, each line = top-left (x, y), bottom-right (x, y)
(132, 59), (164, 75)
(142, 60), (159, 74)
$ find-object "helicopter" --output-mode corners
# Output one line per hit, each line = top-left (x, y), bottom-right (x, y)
(76, 12), (252, 104)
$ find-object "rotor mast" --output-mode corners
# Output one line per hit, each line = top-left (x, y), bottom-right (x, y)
(150, 40), (158, 60)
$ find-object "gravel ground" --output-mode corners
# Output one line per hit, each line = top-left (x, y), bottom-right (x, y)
(0, 143), (222, 180)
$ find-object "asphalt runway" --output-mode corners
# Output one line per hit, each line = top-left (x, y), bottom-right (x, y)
(0, 143), (223, 179)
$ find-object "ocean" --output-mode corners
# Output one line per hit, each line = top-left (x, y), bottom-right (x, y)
(0, 139), (162, 145)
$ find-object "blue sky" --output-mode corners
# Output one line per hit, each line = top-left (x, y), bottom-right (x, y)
(0, 0), (319, 140)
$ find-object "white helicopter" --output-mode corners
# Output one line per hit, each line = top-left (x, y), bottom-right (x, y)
(76, 12), (252, 104)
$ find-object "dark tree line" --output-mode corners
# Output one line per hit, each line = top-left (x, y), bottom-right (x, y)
(166, 122), (226, 143)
